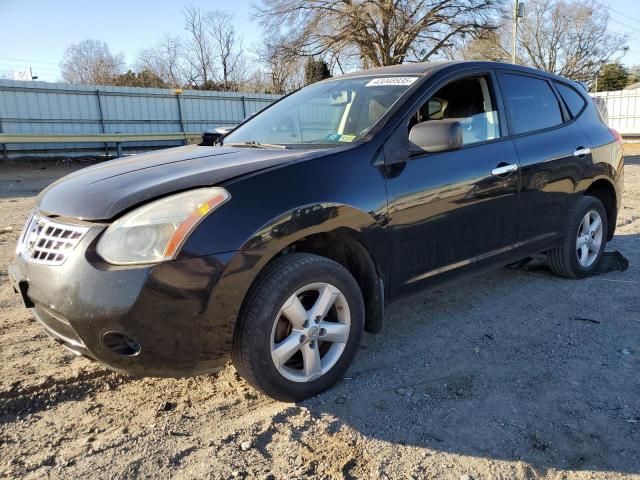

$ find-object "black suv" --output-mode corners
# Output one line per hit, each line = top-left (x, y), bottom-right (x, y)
(9, 61), (624, 401)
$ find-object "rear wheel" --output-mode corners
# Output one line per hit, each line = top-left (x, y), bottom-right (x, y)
(232, 253), (364, 402)
(548, 196), (607, 278)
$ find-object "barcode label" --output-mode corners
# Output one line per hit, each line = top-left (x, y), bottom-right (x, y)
(365, 77), (418, 87)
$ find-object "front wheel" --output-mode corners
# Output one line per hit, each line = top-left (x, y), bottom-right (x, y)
(232, 253), (364, 402)
(548, 196), (608, 278)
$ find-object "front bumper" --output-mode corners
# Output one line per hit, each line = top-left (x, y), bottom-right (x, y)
(9, 228), (235, 377)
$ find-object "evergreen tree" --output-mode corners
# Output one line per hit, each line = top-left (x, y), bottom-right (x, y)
(596, 63), (629, 91)
(113, 69), (168, 88)
(304, 58), (331, 85)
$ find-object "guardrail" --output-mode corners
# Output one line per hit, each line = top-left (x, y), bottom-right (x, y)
(0, 79), (280, 159)
(0, 132), (204, 159)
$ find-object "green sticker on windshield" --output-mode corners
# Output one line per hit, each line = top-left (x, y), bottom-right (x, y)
(339, 134), (356, 142)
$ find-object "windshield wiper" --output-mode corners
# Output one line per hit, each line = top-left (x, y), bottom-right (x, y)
(224, 141), (287, 149)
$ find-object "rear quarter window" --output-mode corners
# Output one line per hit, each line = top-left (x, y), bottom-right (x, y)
(555, 82), (587, 117)
(499, 73), (563, 135)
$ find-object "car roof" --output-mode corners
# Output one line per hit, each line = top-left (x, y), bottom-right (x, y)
(336, 61), (451, 78)
(332, 60), (577, 86)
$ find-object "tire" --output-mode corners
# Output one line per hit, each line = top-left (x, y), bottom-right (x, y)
(547, 196), (608, 279)
(231, 253), (364, 402)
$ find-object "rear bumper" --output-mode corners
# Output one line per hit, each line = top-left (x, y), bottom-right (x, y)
(9, 228), (235, 377)
(611, 156), (624, 239)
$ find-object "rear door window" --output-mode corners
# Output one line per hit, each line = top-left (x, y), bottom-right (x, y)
(555, 82), (587, 117)
(499, 73), (563, 135)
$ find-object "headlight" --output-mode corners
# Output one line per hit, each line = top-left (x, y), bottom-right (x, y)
(97, 187), (230, 265)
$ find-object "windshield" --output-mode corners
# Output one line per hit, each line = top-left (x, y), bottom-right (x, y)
(223, 76), (419, 148)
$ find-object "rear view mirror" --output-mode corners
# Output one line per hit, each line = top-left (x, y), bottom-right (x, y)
(329, 90), (351, 106)
(409, 120), (463, 153)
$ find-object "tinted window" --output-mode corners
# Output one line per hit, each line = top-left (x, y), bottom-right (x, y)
(500, 73), (563, 134)
(555, 82), (587, 117)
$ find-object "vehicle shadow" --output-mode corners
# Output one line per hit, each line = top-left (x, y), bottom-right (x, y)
(299, 234), (639, 475)
(0, 180), (50, 199)
(0, 162), (89, 199)
(625, 155), (640, 166)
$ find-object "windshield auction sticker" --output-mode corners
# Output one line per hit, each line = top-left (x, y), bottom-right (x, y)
(365, 77), (418, 87)
(338, 134), (356, 142)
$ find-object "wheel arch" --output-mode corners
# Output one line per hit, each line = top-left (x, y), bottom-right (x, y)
(584, 178), (617, 240)
(205, 202), (387, 353)
(282, 230), (385, 334)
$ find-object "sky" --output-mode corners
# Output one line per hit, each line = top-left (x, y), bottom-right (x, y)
(1, 0), (640, 82)
(0, 0), (260, 81)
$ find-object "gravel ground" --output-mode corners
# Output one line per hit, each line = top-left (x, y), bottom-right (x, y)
(0, 154), (639, 480)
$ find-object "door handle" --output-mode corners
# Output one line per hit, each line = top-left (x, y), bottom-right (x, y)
(573, 147), (591, 158)
(491, 163), (518, 176)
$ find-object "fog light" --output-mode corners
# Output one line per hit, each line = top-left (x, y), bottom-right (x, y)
(102, 331), (141, 356)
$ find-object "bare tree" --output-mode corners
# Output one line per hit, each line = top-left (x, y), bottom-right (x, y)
(517, 0), (627, 83)
(136, 35), (185, 88)
(325, 45), (363, 74)
(242, 68), (270, 93)
(207, 11), (246, 90)
(60, 39), (125, 84)
(183, 6), (215, 88)
(255, 34), (304, 94)
(182, 7), (249, 90)
(255, 0), (501, 67)
(628, 65), (640, 87)
(460, 26), (511, 61)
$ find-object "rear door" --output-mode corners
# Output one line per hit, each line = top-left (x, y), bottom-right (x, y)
(496, 70), (593, 248)
(384, 69), (521, 298)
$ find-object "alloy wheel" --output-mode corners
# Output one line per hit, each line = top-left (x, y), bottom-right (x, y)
(270, 282), (351, 383)
(576, 209), (603, 268)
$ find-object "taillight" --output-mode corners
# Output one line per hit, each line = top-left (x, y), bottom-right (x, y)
(609, 128), (623, 147)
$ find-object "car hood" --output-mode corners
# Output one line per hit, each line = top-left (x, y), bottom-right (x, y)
(37, 144), (315, 221)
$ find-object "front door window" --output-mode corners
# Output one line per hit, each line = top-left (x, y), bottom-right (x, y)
(408, 75), (501, 148)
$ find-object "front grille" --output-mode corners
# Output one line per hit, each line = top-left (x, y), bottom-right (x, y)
(18, 213), (90, 266)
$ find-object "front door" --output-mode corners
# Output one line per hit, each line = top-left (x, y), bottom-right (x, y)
(384, 72), (521, 297)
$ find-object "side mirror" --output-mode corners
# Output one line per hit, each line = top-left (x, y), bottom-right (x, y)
(201, 128), (232, 146)
(409, 119), (463, 153)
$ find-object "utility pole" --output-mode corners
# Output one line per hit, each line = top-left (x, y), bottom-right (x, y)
(511, 0), (525, 64)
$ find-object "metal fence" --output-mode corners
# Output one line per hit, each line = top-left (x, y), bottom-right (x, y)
(4, 79), (639, 160)
(0, 79), (280, 159)
(592, 89), (640, 138)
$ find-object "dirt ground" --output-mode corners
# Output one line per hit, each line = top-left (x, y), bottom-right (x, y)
(0, 154), (639, 480)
